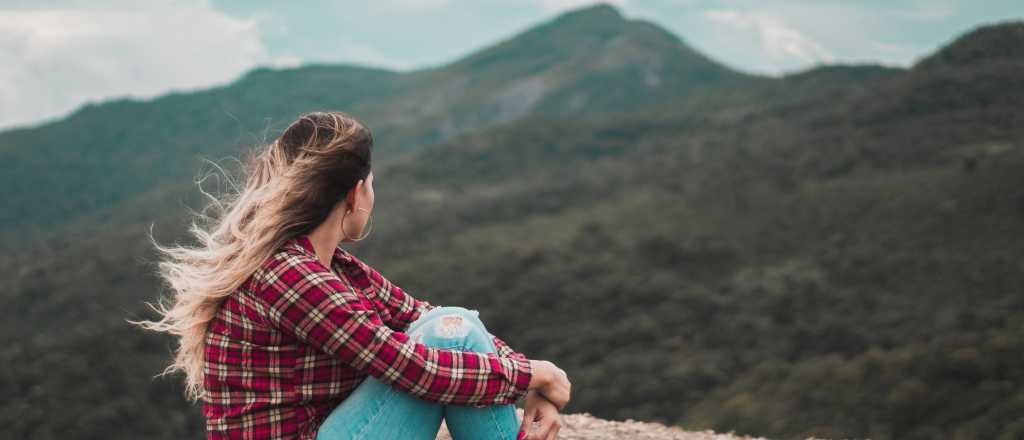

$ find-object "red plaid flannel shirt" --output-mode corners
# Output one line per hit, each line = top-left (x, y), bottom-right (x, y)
(202, 234), (533, 439)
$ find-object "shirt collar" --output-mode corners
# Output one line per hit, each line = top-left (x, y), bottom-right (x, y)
(290, 233), (355, 266)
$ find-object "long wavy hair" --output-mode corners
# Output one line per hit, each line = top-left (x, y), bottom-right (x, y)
(128, 110), (373, 402)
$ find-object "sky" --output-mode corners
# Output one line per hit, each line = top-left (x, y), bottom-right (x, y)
(1, 0), (1020, 131)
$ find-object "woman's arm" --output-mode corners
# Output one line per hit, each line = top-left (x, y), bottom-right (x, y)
(491, 333), (529, 361)
(253, 251), (533, 406)
(351, 255), (434, 331)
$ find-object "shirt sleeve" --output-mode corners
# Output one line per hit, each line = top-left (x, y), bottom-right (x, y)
(491, 333), (529, 361)
(254, 251), (533, 406)
(356, 258), (530, 361)
(354, 257), (435, 333)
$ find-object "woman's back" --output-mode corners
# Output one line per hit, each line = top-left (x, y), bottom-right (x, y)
(202, 235), (373, 439)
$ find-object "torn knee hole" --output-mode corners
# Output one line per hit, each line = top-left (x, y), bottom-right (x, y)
(435, 314), (471, 338)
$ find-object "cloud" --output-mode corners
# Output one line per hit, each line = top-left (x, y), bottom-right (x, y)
(0, 0), (290, 131)
(704, 9), (834, 67)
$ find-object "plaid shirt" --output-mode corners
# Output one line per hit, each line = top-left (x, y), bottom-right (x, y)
(202, 234), (533, 439)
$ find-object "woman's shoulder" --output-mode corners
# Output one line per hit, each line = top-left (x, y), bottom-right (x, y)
(248, 236), (319, 286)
(266, 235), (317, 263)
(255, 234), (368, 282)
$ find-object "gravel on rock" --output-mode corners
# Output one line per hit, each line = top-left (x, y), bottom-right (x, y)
(434, 409), (798, 440)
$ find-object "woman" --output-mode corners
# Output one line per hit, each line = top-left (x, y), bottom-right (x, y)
(130, 111), (571, 440)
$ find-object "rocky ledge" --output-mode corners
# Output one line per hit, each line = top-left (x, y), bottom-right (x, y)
(435, 409), (824, 440)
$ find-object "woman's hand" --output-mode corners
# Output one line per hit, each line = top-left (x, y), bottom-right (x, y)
(518, 389), (563, 440)
(528, 360), (571, 411)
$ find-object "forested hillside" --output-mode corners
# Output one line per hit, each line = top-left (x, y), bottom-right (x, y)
(2, 4), (1022, 440)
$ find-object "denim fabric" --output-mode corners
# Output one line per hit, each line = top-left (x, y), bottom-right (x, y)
(315, 306), (523, 440)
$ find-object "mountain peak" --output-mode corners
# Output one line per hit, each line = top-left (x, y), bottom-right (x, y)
(915, 20), (1024, 69)
(552, 2), (623, 23)
(441, 1), (735, 79)
(532, 2), (627, 40)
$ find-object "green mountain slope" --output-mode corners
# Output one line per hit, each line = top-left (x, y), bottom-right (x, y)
(0, 4), (748, 247)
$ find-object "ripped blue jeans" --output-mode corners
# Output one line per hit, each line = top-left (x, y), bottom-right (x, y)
(315, 306), (523, 440)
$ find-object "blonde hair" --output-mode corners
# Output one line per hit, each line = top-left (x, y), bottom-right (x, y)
(128, 111), (373, 402)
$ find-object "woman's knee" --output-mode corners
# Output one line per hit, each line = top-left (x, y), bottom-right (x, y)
(408, 306), (493, 351)
(412, 306), (484, 330)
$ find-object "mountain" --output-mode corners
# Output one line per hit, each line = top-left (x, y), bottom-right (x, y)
(915, 20), (1024, 69)
(3, 4), (1023, 440)
(0, 3), (748, 248)
(434, 4), (747, 118)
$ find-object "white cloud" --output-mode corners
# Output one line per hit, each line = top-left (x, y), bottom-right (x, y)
(705, 9), (834, 67)
(0, 0), (290, 131)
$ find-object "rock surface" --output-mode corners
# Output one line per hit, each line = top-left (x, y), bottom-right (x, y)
(435, 409), (801, 440)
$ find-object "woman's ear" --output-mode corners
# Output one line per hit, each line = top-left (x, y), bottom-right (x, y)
(341, 180), (364, 213)
(342, 190), (354, 211)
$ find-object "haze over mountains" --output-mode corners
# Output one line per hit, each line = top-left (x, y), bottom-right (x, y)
(2, 4), (1022, 439)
